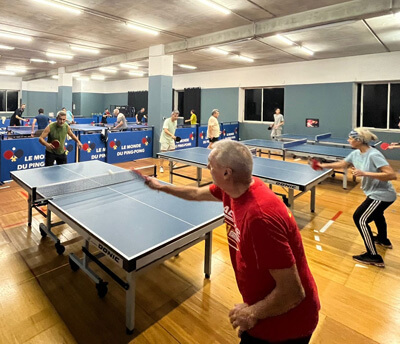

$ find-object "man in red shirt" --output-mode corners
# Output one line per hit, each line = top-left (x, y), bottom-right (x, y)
(145, 140), (320, 343)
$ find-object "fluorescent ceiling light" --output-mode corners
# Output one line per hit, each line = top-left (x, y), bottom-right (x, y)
(72, 72), (80, 77)
(276, 34), (294, 45)
(99, 67), (117, 73)
(300, 46), (314, 55)
(128, 71), (145, 77)
(0, 32), (32, 42)
(178, 64), (197, 70)
(6, 66), (27, 72)
(76, 77), (89, 81)
(91, 75), (105, 80)
(395, 12), (400, 18)
(126, 23), (159, 35)
(70, 45), (99, 54)
(197, 0), (231, 15)
(46, 51), (74, 59)
(120, 63), (139, 69)
(209, 47), (229, 55)
(51, 75), (59, 79)
(0, 70), (16, 76)
(32, 0), (81, 14)
(0, 44), (15, 50)
(235, 55), (254, 63)
(31, 58), (57, 64)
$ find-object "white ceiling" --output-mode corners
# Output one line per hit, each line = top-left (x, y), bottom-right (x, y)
(0, 0), (399, 81)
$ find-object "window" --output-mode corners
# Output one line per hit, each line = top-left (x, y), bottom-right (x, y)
(244, 87), (284, 122)
(0, 90), (18, 112)
(358, 83), (400, 130)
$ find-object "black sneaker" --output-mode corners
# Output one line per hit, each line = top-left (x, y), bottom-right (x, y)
(352, 252), (385, 268)
(373, 236), (393, 249)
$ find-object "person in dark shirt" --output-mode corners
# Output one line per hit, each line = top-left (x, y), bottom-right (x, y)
(31, 108), (51, 137)
(10, 104), (28, 126)
(101, 108), (111, 124)
(136, 108), (147, 124)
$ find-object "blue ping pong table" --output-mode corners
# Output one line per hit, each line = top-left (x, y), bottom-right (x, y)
(11, 160), (224, 333)
(157, 147), (332, 212)
(242, 139), (354, 188)
(279, 133), (351, 148)
(1, 125), (38, 139)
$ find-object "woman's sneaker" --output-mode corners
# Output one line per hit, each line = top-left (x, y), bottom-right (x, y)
(352, 252), (385, 268)
(373, 236), (393, 249)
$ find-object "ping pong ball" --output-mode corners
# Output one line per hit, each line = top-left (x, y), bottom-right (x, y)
(108, 169), (114, 175)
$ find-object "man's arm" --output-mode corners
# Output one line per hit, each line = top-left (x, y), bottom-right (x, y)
(163, 127), (176, 140)
(319, 159), (350, 170)
(229, 265), (305, 335)
(67, 127), (82, 149)
(31, 119), (37, 136)
(39, 126), (54, 149)
(146, 178), (218, 201)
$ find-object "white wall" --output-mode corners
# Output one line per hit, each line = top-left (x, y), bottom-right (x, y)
(2, 50), (400, 93)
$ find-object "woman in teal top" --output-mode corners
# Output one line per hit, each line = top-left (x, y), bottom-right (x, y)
(39, 111), (82, 166)
(315, 128), (397, 268)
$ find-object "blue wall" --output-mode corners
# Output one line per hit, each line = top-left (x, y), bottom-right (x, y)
(22, 91), (57, 117)
(201, 88), (239, 124)
(284, 83), (354, 137)
(103, 93), (128, 111)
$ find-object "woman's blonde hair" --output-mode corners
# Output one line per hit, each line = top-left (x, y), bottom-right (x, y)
(353, 127), (378, 144)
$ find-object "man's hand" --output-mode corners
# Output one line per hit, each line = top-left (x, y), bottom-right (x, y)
(47, 142), (56, 150)
(145, 177), (163, 191)
(229, 303), (258, 337)
(77, 141), (83, 150)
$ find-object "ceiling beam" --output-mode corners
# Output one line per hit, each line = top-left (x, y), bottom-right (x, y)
(23, 0), (400, 81)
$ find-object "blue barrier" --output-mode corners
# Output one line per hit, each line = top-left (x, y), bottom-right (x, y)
(79, 133), (106, 162)
(0, 137), (76, 182)
(221, 122), (239, 141)
(175, 126), (197, 150)
(106, 130), (153, 163)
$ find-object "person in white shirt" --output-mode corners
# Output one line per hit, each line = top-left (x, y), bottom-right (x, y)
(159, 110), (180, 173)
(113, 109), (128, 130)
(270, 108), (284, 139)
(207, 109), (221, 149)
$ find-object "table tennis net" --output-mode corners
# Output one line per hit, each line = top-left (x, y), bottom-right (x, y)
(36, 170), (143, 198)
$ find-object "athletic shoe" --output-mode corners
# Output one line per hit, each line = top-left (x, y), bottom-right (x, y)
(159, 166), (164, 173)
(352, 252), (385, 268)
(373, 236), (393, 249)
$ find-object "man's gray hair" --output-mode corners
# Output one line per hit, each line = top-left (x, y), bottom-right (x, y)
(211, 140), (253, 184)
(57, 111), (66, 118)
(171, 110), (180, 116)
(212, 109), (219, 116)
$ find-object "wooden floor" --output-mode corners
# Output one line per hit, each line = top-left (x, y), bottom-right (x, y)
(1, 156), (400, 344)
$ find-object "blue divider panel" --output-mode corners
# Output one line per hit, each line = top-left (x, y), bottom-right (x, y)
(221, 122), (239, 140)
(106, 129), (153, 163)
(74, 118), (93, 124)
(0, 137), (76, 182)
(175, 127), (197, 150)
(79, 133), (106, 162)
(197, 124), (223, 147)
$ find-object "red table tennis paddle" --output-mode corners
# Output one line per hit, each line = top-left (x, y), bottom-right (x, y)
(380, 142), (390, 150)
(175, 136), (181, 142)
(52, 140), (60, 149)
(310, 158), (322, 171)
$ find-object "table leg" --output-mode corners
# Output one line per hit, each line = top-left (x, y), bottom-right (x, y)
(204, 232), (213, 278)
(126, 271), (136, 334)
(288, 189), (294, 210)
(343, 166), (348, 189)
(197, 167), (202, 186)
(310, 186), (316, 213)
(169, 160), (173, 184)
(28, 194), (32, 226)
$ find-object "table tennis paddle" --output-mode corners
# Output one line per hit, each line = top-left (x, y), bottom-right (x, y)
(52, 140), (60, 149)
(380, 142), (390, 150)
(310, 158), (322, 171)
(267, 126), (272, 130)
(175, 136), (181, 142)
